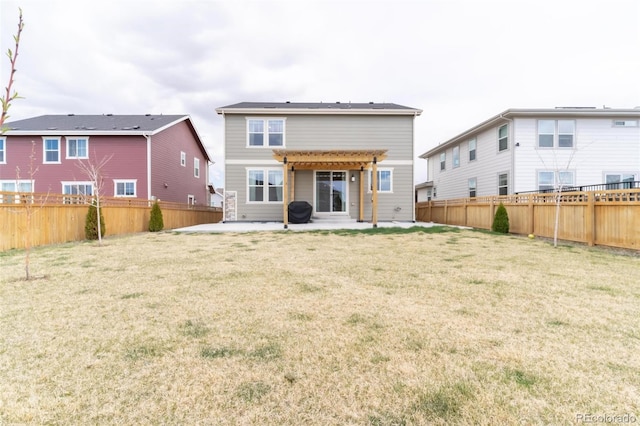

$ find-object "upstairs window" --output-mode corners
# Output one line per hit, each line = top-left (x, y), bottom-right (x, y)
(0, 137), (5, 163)
(66, 137), (88, 159)
(452, 145), (460, 168)
(247, 118), (285, 147)
(613, 120), (638, 127)
(180, 151), (186, 167)
(468, 138), (476, 162)
(537, 120), (575, 148)
(43, 137), (61, 163)
(498, 125), (508, 151)
(194, 158), (200, 178)
(440, 152), (446, 171)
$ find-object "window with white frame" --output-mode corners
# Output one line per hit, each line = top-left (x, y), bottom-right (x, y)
(452, 145), (460, 168)
(538, 170), (575, 191)
(612, 120), (638, 127)
(498, 124), (508, 151)
(114, 179), (136, 197)
(194, 158), (200, 178)
(62, 181), (93, 204)
(605, 173), (636, 189)
(247, 118), (285, 147)
(537, 120), (575, 148)
(468, 178), (477, 197)
(0, 180), (33, 203)
(0, 137), (5, 163)
(66, 137), (88, 159)
(468, 138), (476, 162)
(440, 152), (446, 171)
(247, 168), (283, 202)
(180, 151), (186, 167)
(43, 137), (61, 163)
(368, 168), (393, 193)
(498, 172), (508, 195)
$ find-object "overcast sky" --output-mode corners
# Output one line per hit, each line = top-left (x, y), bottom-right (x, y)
(2, 0), (639, 186)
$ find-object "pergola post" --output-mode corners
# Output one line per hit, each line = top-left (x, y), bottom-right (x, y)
(283, 157), (289, 229)
(290, 166), (295, 201)
(372, 156), (378, 227)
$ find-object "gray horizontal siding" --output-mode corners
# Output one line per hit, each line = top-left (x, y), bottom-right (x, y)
(225, 114), (415, 161)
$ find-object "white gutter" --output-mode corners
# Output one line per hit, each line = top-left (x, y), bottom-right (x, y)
(221, 111), (227, 222)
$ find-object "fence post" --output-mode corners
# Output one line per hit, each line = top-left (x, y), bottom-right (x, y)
(489, 197), (495, 229)
(444, 200), (448, 225)
(463, 198), (468, 226)
(586, 191), (595, 246)
(528, 194), (534, 235)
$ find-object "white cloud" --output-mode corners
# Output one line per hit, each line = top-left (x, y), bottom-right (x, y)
(2, 0), (639, 186)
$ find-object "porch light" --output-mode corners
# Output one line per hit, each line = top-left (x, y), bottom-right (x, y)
(351, 174), (355, 182)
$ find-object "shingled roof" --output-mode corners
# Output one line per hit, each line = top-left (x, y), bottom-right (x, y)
(4, 114), (190, 133)
(216, 102), (422, 115)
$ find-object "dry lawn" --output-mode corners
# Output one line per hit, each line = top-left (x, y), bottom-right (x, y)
(1, 227), (639, 425)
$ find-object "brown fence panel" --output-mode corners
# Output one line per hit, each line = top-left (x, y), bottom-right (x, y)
(0, 192), (222, 251)
(415, 189), (640, 251)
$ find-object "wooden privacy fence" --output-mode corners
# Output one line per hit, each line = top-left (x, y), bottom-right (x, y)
(0, 192), (222, 251)
(416, 188), (640, 251)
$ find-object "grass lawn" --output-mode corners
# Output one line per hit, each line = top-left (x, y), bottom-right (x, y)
(1, 227), (639, 425)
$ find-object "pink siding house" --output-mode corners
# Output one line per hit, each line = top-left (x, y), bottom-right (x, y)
(0, 114), (211, 205)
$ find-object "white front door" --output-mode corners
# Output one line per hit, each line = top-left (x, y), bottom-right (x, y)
(315, 171), (347, 214)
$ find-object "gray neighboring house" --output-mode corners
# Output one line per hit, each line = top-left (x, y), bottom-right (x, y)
(215, 102), (422, 225)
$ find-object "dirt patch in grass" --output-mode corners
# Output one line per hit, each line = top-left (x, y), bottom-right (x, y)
(1, 229), (639, 424)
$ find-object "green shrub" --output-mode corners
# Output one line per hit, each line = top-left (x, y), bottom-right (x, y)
(85, 202), (106, 240)
(149, 201), (164, 232)
(492, 202), (509, 233)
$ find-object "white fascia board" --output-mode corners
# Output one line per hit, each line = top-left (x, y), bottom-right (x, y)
(216, 108), (422, 116)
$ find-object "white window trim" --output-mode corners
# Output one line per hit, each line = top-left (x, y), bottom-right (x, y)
(180, 151), (186, 167)
(0, 179), (33, 203)
(468, 177), (477, 197)
(468, 138), (477, 162)
(537, 120), (576, 149)
(113, 179), (137, 197)
(65, 136), (89, 159)
(194, 158), (200, 178)
(537, 170), (575, 191)
(0, 137), (6, 164)
(498, 124), (509, 152)
(439, 152), (446, 171)
(246, 167), (284, 204)
(452, 145), (460, 168)
(42, 137), (61, 164)
(498, 172), (509, 195)
(61, 181), (94, 194)
(245, 117), (286, 148)
(368, 168), (394, 193)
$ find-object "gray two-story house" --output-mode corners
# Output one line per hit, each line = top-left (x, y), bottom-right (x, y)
(215, 102), (422, 227)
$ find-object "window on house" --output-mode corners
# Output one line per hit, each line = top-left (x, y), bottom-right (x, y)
(613, 120), (638, 127)
(194, 158), (200, 178)
(468, 178), (477, 197)
(114, 180), (136, 197)
(247, 168), (283, 202)
(606, 173), (636, 189)
(538, 120), (575, 148)
(452, 146), (460, 168)
(66, 137), (88, 159)
(62, 181), (93, 204)
(440, 152), (446, 171)
(247, 118), (285, 147)
(538, 171), (575, 192)
(0, 138), (5, 163)
(180, 151), (186, 167)
(498, 172), (508, 195)
(43, 137), (60, 163)
(369, 168), (393, 193)
(0, 180), (32, 203)
(498, 125), (508, 151)
(468, 138), (476, 161)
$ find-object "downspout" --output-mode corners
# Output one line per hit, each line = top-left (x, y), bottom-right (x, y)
(143, 132), (152, 201)
(221, 111), (226, 222)
(412, 111), (417, 222)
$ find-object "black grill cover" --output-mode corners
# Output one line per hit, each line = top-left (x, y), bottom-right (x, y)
(288, 201), (313, 224)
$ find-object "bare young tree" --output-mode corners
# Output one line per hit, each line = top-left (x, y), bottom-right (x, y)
(76, 154), (113, 245)
(14, 141), (39, 279)
(1, 8), (24, 131)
